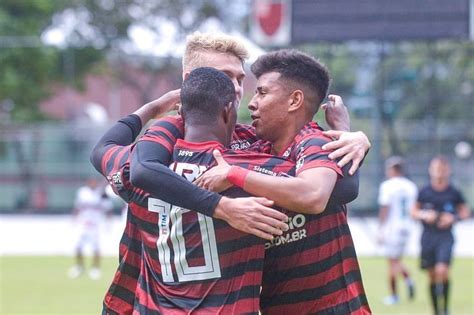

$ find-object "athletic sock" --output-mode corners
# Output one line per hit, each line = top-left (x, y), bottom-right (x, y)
(390, 277), (397, 297)
(443, 281), (450, 314)
(406, 278), (415, 300)
(430, 283), (439, 314)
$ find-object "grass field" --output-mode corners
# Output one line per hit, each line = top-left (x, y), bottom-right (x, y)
(1, 256), (473, 314)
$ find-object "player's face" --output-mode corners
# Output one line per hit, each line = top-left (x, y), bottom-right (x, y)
(248, 72), (292, 142)
(191, 51), (246, 104)
(429, 159), (451, 180)
(225, 101), (239, 144)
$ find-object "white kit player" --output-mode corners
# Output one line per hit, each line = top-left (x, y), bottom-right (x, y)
(378, 156), (417, 305)
(68, 178), (113, 279)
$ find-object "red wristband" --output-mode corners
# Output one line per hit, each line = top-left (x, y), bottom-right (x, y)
(227, 166), (249, 188)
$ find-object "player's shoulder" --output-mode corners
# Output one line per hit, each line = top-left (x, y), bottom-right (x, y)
(224, 149), (292, 167)
(418, 185), (433, 196)
(395, 176), (417, 189)
(294, 121), (331, 146)
(404, 178), (418, 191)
(147, 114), (184, 131)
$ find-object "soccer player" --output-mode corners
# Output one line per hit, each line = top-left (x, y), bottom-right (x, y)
(68, 177), (113, 280)
(193, 49), (371, 314)
(411, 156), (470, 315)
(377, 156), (417, 305)
(111, 67), (296, 313)
(91, 89), (288, 313)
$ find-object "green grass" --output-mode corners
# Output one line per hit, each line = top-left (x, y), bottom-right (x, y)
(360, 257), (474, 315)
(1, 256), (473, 314)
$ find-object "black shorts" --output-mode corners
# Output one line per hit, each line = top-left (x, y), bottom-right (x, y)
(420, 233), (454, 269)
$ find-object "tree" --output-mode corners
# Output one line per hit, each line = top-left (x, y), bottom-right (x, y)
(42, 0), (250, 107)
(0, 1), (103, 122)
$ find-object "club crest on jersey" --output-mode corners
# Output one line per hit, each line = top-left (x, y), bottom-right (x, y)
(282, 147), (292, 159)
(296, 155), (305, 171)
(107, 171), (124, 191)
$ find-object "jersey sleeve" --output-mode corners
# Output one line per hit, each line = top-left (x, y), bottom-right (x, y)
(378, 181), (390, 206)
(329, 165), (359, 205)
(454, 188), (466, 205)
(294, 134), (343, 177)
(229, 123), (260, 150)
(130, 116), (222, 217)
(90, 114), (142, 176)
(232, 123), (258, 142)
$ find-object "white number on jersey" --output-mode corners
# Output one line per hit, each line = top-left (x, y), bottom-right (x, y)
(148, 162), (221, 283)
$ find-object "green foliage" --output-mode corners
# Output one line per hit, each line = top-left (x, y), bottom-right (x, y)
(375, 41), (473, 121)
(299, 43), (359, 97)
(0, 1), (103, 122)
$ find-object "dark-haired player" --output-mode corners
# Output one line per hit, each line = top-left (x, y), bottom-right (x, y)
(412, 156), (470, 315)
(194, 49), (371, 314)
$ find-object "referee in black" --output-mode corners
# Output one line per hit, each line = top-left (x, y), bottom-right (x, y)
(412, 155), (470, 315)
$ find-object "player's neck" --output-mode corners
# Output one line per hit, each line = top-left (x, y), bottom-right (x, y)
(431, 178), (449, 191)
(184, 125), (229, 146)
(271, 118), (308, 155)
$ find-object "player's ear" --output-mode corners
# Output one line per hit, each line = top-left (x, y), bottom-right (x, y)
(288, 89), (304, 113)
(222, 102), (232, 124)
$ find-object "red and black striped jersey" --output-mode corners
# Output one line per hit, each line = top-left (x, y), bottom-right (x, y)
(260, 122), (370, 314)
(132, 139), (295, 314)
(140, 114), (261, 151)
(97, 116), (184, 314)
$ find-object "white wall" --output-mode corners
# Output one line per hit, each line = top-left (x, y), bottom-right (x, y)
(1, 215), (473, 257)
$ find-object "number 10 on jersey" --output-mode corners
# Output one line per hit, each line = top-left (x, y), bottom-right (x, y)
(147, 162), (221, 283)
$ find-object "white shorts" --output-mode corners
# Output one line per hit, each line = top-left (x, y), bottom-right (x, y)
(75, 225), (100, 252)
(382, 227), (409, 259)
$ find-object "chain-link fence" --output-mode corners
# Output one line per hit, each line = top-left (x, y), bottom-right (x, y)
(0, 118), (472, 214)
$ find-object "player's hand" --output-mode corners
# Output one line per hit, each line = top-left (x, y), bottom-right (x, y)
(421, 209), (438, 224)
(194, 150), (233, 192)
(134, 89), (181, 124)
(321, 130), (371, 175)
(437, 212), (455, 229)
(151, 89), (181, 117)
(213, 196), (289, 241)
(320, 94), (350, 131)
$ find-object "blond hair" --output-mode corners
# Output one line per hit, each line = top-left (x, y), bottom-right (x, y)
(183, 32), (249, 71)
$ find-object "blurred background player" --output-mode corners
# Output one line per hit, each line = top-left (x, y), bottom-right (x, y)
(377, 156), (417, 305)
(411, 155), (471, 315)
(68, 177), (113, 280)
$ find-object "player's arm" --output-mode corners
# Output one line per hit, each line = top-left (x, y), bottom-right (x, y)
(320, 95), (371, 175)
(129, 139), (289, 240)
(196, 135), (344, 214)
(90, 90), (181, 175)
(411, 201), (437, 224)
(328, 163), (359, 204)
(378, 206), (389, 226)
(238, 166), (338, 214)
(377, 182), (390, 226)
(456, 203), (471, 220)
(438, 191), (471, 229)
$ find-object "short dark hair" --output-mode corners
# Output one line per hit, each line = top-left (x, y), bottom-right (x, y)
(385, 156), (405, 174)
(181, 67), (236, 125)
(250, 49), (331, 112)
